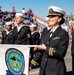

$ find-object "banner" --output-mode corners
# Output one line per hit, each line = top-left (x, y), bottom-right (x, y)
(0, 45), (36, 75)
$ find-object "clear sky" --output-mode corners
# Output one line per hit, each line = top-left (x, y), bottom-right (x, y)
(0, 0), (74, 19)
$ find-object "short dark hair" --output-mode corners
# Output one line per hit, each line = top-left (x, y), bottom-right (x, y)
(59, 17), (65, 25)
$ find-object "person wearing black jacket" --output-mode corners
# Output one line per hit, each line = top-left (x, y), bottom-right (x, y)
(12, 13), (32, 45)
(2, 22), (13, 44)
(31, 6), (69, 75)
(29, 24), (40, 64)
(30, 23), (51, 69)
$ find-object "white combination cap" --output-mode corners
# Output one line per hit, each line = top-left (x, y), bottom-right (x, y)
(15, 13), (24, 18)
(5, 22), (13, 26)
(29, 24), (37, 28)
(47, 6), (66, 17)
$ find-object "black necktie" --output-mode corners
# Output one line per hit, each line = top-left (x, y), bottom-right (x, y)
(50, 31), (53, 37)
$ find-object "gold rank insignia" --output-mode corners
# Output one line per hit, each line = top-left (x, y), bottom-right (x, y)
(31, 60), (39, 66)
(49, 47), (55, 56)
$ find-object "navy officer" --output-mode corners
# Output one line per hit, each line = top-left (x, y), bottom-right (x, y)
(36, 6), (69, 75)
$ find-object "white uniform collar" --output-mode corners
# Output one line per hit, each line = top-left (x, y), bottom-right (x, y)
(31, 31), (37, 35)
(6, 30), (12, 35)
(17, 25), (24, 32)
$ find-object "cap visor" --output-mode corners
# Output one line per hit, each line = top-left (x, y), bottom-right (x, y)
(47, 13), (62, 17)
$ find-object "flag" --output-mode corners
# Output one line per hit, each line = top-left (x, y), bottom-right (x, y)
(0, 44), (36, 75)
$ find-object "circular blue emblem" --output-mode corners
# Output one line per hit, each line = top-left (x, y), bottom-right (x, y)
(5, 48), (25, 75)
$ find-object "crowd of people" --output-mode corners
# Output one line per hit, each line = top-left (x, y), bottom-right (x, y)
(0, 6), (74, 75)
(0, 8), (39, 42)
(0, 8), (42, 74)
